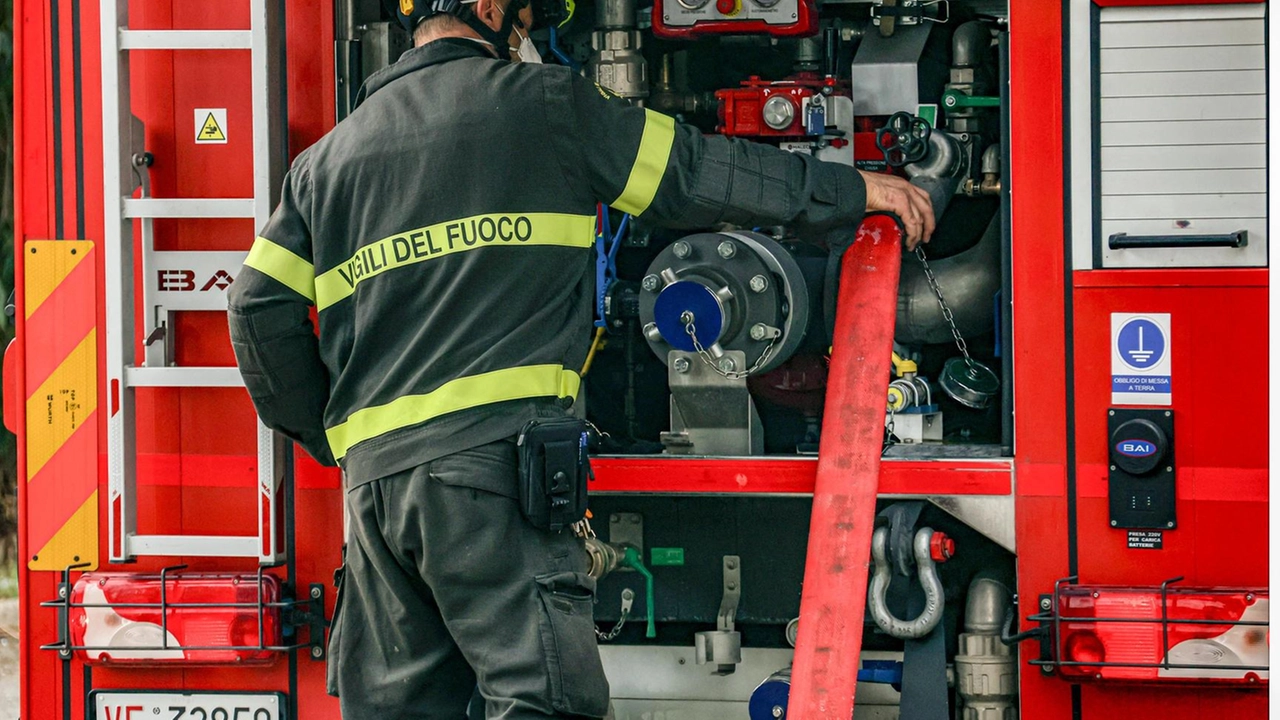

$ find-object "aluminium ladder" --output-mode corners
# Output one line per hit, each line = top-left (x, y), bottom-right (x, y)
(100, 0), (289, 563)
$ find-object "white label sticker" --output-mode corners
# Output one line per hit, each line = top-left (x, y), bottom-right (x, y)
(1111, 312), (1171, 406)
(194, 108), (228, 144)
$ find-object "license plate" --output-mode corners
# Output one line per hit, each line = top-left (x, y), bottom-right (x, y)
(92, 691), (283, 720)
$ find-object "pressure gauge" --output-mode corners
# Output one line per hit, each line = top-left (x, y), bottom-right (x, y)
(762, 95), (796, 131)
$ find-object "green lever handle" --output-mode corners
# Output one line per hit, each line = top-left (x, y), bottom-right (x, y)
(942, 90), (1001, 109)
(622, 546), (656, 638)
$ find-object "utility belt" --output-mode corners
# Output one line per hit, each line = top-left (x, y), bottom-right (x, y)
(516, 417), (592, 533)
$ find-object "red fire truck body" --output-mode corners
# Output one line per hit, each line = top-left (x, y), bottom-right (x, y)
(8, 0), (1269, 718)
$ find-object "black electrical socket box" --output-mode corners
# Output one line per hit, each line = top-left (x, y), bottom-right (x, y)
(1107, 408), (1175, 530)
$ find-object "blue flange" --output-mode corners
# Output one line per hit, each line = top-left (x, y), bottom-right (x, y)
(748, 661), (905, 719)
(748, 676), (791, 720)
(653, 281), (724, 352)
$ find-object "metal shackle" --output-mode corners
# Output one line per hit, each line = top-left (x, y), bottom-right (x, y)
(868, 526), (945, 639)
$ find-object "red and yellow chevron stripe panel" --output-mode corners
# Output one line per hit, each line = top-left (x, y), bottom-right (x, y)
(25, 240), (98, 571)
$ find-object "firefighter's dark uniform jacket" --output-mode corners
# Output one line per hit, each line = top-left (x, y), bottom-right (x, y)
(228, 37), (868, 486)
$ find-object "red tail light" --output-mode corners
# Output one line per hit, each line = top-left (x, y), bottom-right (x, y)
(1051, 584), (1268, 685)
(68, 572), (283, 665)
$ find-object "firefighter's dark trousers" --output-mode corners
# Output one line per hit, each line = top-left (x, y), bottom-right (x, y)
(326, 438), (611, 719)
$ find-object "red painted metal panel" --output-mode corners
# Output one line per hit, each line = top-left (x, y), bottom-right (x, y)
(16, 0), (66, 715)
(591, 457), (1012, 495)
(1007, 0), (1073, 718)
(1080, 687), (1265, 719)
(1074, 269), (1268, 290)
(1072, 278), (1268, 585)
(1069, 216), (1267, 715)
(788, 215), (902, 719)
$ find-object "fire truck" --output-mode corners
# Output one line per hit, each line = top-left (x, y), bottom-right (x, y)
(6, 0), (1270, 717)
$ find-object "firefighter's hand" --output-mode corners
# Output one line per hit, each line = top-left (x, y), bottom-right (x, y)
(860, 170), (936, 250)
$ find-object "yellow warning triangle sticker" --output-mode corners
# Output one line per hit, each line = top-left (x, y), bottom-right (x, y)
(198, 112), (226, 142)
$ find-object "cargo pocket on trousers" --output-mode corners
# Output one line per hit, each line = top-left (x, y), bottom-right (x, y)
(534, 571), (611, 718)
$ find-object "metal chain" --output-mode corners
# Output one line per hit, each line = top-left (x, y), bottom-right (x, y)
(915, 246), (975, 369)
(684, 318), (780, 381)
(596, 610), (629, 641)
(882, 407), (897, 456)
(596, 588), (635, 642)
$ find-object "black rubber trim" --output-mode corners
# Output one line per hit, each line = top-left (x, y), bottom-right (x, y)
(1062, 11), (1083, 719)
(1089, 2), (1101, 270)
(281, 3), (299, 716)
(999, 29), (1013, 456)
(82, 665), (92, 720)
(1065, 5), (1081, 711)
(1063, 0), (1080, 586)
(62, 655), (70, 720)
(51, 0), (64, 239)
(72, 0), (85, 240)
(286, 440), (299, 720)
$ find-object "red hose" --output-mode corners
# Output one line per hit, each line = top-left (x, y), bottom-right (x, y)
(788, 214), (903, 719)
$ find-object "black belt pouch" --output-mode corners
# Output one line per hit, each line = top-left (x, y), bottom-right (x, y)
(517, 417), (591, 533)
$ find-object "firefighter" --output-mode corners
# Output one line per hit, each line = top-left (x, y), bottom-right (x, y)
(226, 0), (933, 715)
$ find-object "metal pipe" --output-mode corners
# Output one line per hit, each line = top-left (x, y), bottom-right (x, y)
(964, 144), (1002, 196)
(906, 131), (966, 217)
(952, 21), (992, 69)
(956, 573), (1018, 719)
(649, 54), (714, 115)
(794, 35), (822, 72)
(964, 574), (1012, 634)
(589, 0), (649, 99)
(895, 215), (1001, 347)
(597, 0), (635, 30)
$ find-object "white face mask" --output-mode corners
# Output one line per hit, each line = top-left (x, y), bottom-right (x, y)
(512, 27), (542, 64)
(497, 5), (542, 63)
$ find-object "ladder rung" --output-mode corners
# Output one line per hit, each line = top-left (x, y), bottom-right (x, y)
(127, 534), (263, 559)
(124, 198), (256, 219)
(119, 30), (253, 50)
(126, 366), (244, 388)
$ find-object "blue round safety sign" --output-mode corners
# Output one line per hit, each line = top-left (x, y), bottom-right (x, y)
(1116, 318), (1165, 370)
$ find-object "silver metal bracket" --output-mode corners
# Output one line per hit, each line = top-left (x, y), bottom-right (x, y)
(662, 351), (763, 456)
(694, 555), (743, 675)
(608, 513), (644, 571)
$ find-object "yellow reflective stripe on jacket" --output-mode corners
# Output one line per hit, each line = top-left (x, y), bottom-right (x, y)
(244, 236), (316, 303)
(314, 212), (595, 311)
(612, 109), (676, 216)
(326, 364), (582, 460)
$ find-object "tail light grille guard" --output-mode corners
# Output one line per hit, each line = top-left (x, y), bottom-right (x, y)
(1024, 576), (1268, 684)
(39, 563), (329, 663)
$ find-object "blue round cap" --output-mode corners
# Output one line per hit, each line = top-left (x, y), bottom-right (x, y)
(653, 281), (724, 352)
(748, 677), (790, 720)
